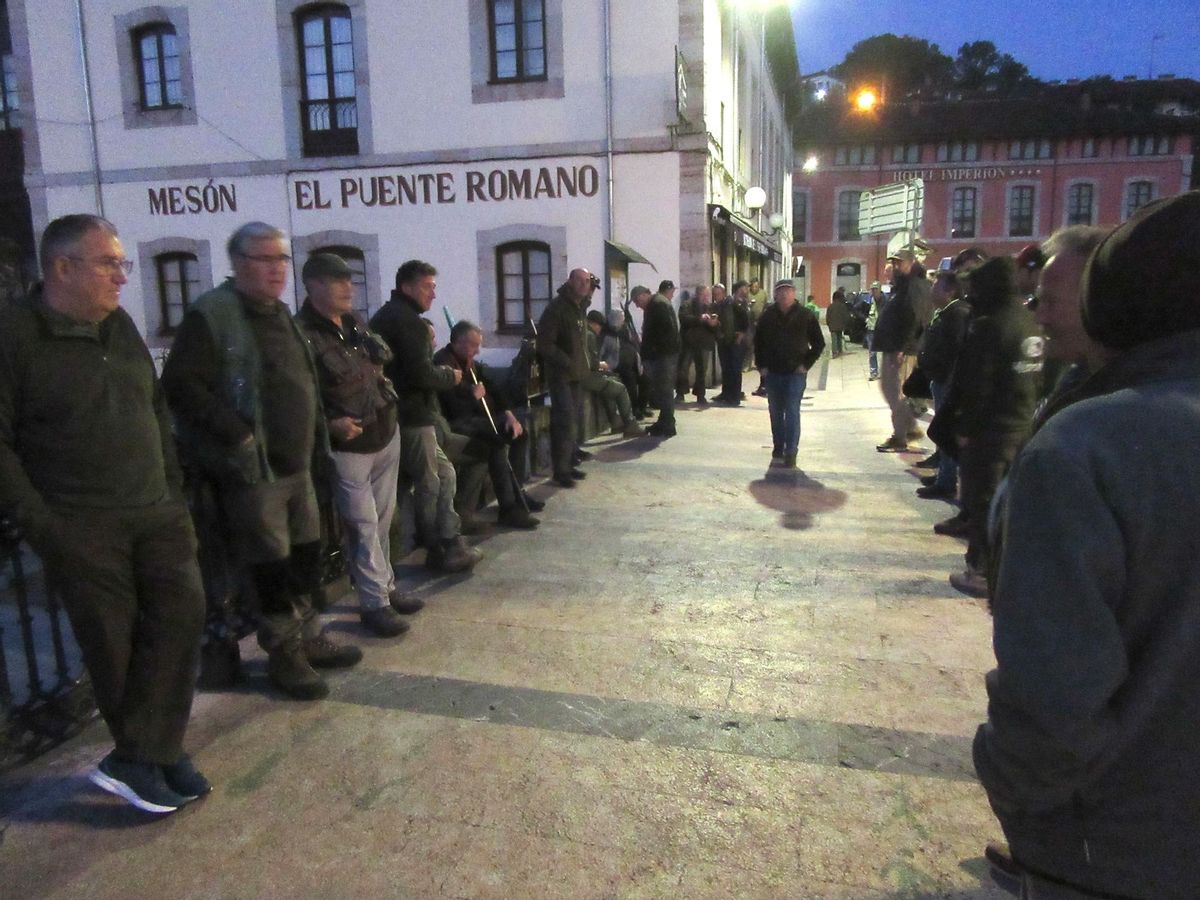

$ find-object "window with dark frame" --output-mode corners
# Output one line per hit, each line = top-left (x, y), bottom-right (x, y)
(951, 187), (977, 238)
(892, 143), (919, 164)
(938, 141), (979, 163)
(837, 190), (862, 241)
(1066, 183), (1094, 226)
(313, 244), (369, 320)
(1, 0), (18, 132)
(1008, 185), (1035, 237)
(134, 23), (183, 109)
(1008, 139), (1051, 161)
(496, 241), (552, 332)
(792, 189), (808, 242)
(156, 252), (200, 335)
(1125, 180), (1154, 219)
(297, 4), (358, 157)
(488, 0), (546, 83)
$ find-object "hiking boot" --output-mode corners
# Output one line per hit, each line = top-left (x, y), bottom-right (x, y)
(569, 468), (587, 479)
(934, 513), (971, 538)
(876, 436), (909, 452)
(90, 752), (188, 814)
(783, 453), (797, 468)
(622, 423), (647, 438)
(906, 426), (925, 441)
(551, 473), (576, 488)
(303, 634), (363, 669)
(521, 492), (545, 512)
(920, 473), (938, 487)
(917, 483), (957, 500)
(427, 537), (482, 573)
(360, 606), (411, 637)
(389, 590), (425, 614)
(950, 567), (989, 599)
(268, 646), (329, 700)
(162, 754), (212, 801)
(498, 505), (540, 529)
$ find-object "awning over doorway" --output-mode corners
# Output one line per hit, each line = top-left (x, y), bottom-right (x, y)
(708, 205), (784, 263)
(605, 239), (657, 270)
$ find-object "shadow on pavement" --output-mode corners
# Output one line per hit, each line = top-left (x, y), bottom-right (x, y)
(589, 435), (672, 464)
(748, 468), (847, 530)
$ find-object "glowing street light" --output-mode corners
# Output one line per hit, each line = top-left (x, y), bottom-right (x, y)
(802, 155), (819, 173)
(853, 88), (879, 112)
(814, 88), (828, 101)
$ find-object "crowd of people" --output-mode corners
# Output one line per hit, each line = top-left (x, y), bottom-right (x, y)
(3, 192), (1200, 898)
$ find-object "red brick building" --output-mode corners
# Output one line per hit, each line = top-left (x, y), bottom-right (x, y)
(790, 78), (1200, 305)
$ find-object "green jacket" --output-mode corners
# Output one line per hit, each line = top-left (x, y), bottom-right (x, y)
(163, 278), (328, 485)
(0, 292), (180, 554)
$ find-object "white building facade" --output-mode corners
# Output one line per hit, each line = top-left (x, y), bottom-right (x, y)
(8, 0), (797, 352)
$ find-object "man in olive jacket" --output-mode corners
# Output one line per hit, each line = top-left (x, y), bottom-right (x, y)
(370, 260), (480, 573)
(0, 215), (207, 813)
(536, 268), (593, 487)
(755, 280), (825, 467)
(874, 249), (932, 451)
(633, 284), (681, 437)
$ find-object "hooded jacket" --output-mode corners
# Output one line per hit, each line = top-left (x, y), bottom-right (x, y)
(536, 284), (588, 382)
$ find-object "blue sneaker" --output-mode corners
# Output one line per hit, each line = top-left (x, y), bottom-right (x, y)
(163, 754), (211, 800)
(90, 752), (187, 814)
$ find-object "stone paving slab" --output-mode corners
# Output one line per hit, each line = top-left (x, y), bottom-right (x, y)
(0, 349), (1011, 899)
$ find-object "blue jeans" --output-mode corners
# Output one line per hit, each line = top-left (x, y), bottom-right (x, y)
(866, 330), (878, 377)
(764, 371), (808, 456)
(930, 379), (958, 490)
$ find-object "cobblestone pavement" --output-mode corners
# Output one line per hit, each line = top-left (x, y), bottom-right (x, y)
(0, 344), (1011, 899)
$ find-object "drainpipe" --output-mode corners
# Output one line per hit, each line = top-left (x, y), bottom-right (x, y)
(602, 0), (615, 241)
(73, 0), (105, 217)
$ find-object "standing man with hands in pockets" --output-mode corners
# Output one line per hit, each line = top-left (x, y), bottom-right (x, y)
(754, 280), (825, 468)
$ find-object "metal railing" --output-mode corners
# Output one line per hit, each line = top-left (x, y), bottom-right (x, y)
(300, 98), (359, 157)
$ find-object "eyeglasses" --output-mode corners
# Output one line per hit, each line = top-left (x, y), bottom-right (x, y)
(238, 253), (292, 266)
(68, 256), (134, 275)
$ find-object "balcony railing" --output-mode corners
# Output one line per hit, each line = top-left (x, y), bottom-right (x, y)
(300, 98), (359, 157)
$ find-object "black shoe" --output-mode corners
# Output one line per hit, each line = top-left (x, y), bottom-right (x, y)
(569, 468), (587, 479)
(934, 513), (971, 538)
(552, 474), (576, 488)
(574, 449), (593, 462)
(771, 447), (783, 459)
(197, 637), (242, 691)
(917, 483), (956, 500)
(647, 425), (677, 437)
(915, 452), (941, 470)
(389, 589), (425, 614)
(674, 392), (686, 402)
(360, 606), (411, 637)
(268, 646), (329, 700)
(752, 387), (767, 397)
(459, 514), (491, 536)
(783, 453), (797, 468)
(498, 505), (540, 529)
(695, 395), (708, 405)
(920, 474), (938, 487)
(90, 753), (188, 814)
(162, 754), (212, 801)
(303, 634), (363, 669)
(876, 436), (910, 452)
(521, 493), (546, 512)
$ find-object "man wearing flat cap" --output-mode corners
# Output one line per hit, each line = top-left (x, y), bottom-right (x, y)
(975, 191), (1200, 898)
(295, 253), (424, 639)
(873, 247), (932, 452)
(753, 280), (824, 467)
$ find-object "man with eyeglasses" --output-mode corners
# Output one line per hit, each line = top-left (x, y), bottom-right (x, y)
(163, 221), (362, 702)
(0, 214), (208, 814)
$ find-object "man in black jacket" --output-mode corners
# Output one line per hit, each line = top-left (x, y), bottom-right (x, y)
(754, 280), (825, 467)
(874, 249), (932, 451)
(915, 270), (972, 500)
(536, 268), (593, 487)
(296, 253), (424, 638)
(938, 257), (1042, 597)
(676, 285), (717, 403)
(434, 320), (539, 529)
(0, 214), (207, 813)
(370, 260), (481, 573)
(714, 280), (751, 405)
(633, 284), (681, 436)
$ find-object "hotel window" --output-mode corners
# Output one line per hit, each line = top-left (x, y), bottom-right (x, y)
(1125, 180), (1154, 219)
(1008, 139), (1052, 160)
(938, 141), (979, 163)
(892, 143), (919, 164)
(1008, 185), (1035, 237)
(497, 241), (552, 332)
(155, 252), (200, 335)
(1128, 134), (1170, 156)
(834, 144), (875, 166)
(1081, 138), (1097, 158)
(134, 24), (183, 109)
(951, 187), (977, 238)
(313, 244), (369, 320)
(1066, 183), (1094, 226)
(297, 4), (358, 157)
(837, 190), (862, 241)
(792, 189), (808, 242)
(489, 0), (546, 83)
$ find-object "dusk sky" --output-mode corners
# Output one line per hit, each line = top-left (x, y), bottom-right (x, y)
(791, 0), (1200, 83)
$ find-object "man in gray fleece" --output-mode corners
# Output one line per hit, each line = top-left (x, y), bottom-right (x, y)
(975, 190), (1200, 899)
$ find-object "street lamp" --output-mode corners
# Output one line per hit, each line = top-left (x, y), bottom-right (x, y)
(853, 88), (879, 112)
(802, 154), (818, 173)
(745, 186), (767, 213)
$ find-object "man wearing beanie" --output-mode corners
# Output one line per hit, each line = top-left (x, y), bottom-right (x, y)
(937, 256), (1043, 598)
(975, 191), (1200, 898)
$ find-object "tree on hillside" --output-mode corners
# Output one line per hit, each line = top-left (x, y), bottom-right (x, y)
(832, 34), (954, 99)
